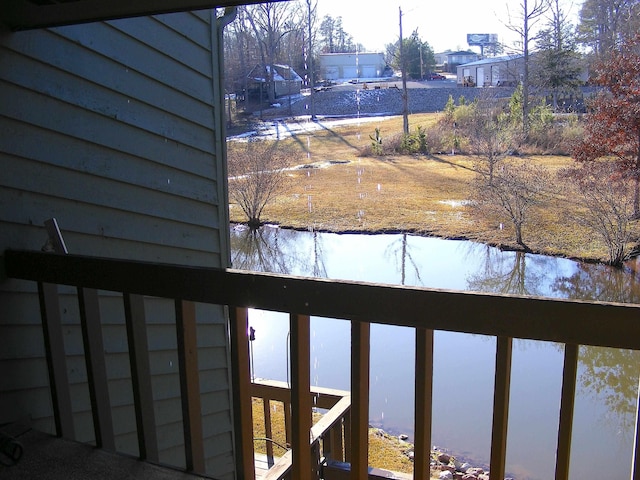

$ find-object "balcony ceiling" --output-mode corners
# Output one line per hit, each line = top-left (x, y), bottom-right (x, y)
(0, 0), (284, 30)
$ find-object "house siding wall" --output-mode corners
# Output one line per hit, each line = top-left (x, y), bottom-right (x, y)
(0, 11), (235, 480)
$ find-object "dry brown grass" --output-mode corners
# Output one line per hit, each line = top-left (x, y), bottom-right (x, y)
(228, 114), (611, 263)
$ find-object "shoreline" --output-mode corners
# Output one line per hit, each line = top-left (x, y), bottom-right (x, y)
(368, 426), (497, 480)
(232, 221), (637, 270)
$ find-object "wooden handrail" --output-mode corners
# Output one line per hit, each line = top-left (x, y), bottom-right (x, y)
(5, 250), (640, 350)
(6, 249), (640, 480)
(251, 379), (346, 409)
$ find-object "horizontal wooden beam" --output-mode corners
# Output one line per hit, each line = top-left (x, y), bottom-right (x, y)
(250, 379), (348, 409)
(5, 250), (640, 350)
(0, 0), (285, 30)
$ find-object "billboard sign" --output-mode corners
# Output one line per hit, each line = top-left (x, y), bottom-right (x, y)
(467, 34), (497, 46)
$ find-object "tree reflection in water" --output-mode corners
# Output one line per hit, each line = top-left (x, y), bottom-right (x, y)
(230, 224), (327, 277)
(467, 247), (640, 441)
(384, 233), (422, 286)
(553, 263), (640, 440)
(578, 346), (640, 439)
(465, 247), (550, 296)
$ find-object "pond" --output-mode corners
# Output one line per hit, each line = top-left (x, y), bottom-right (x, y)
(230, 224), (640, 480)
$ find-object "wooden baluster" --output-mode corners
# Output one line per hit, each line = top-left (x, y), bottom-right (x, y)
(38, 282), (75, 439)
(631, 375), (640, 480)
(229, 306), (255, 480)
(284, 399), (292, 449)
(123, 293), (158, 461)
(351, 320), (370, 480)
(264, 399), (274, 467)
(290, 313), (312, 479)
(323, 425), (333, 461)
(343, 406), (352, 463)
(175, 300), (205, 472)
(78, 286), (115, 451)
(331, 419), (344, 461)
(414, 327), (434, 480)
(311, 439), (322, 480)
(555, 343), (578, 480)
(489, 336), (512, 480)
(38, 218), (75, 439)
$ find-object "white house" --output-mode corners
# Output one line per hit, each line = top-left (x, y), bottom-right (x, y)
(319, 52), (389, 81)
(456, 55), (524, 87)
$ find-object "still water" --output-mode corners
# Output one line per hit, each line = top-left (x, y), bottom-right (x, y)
(230, 225), (640, 480)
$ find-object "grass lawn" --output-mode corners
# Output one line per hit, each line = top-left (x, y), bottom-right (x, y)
(229, 113), (610, 263)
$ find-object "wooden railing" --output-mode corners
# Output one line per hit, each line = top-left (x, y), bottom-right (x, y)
(250, 379), (351, 479)
(5, 249), (640, 480)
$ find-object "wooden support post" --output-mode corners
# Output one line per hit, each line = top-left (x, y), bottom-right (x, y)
(489, 336), (512, 480)
(78, 286), (115, 451)
(351, 320), (370, 480)
(229, 306), (255, 480)
(290, 313), (312, 480)
(123, 293), (158, 461)
(555, 343), (578, 480)
(37, 282), (75, 439)
(175, 300), (205, 472)
(414, 328), (434, 480)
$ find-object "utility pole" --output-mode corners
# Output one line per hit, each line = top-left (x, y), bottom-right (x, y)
(306, 0), (317, 121)
(399, 6), (409, 135)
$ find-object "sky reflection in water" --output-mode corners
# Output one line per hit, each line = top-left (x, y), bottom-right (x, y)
(231, 225), (640, 480)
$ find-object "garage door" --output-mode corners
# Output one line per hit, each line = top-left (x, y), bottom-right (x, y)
(342, 66), (358, 79)
(362, 66), (377, 78)
(476, 67), (484, 87)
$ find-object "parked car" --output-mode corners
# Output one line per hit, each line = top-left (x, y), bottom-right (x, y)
(427, 73), (446, 80)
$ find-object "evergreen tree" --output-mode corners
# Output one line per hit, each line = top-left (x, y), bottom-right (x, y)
(577, 0), (640, 59)
(385, 30), (435, 80)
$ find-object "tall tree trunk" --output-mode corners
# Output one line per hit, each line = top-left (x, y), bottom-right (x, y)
(399, 7), (409, 135)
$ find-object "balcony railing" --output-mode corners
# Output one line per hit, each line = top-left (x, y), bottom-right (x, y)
(250, 379), (351, 479)
(4, 249), (640, 480)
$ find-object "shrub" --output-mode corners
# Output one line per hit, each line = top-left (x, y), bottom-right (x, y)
(369, 127), (384, 155)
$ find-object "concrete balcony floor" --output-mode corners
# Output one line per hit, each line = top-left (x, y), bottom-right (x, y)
(0, 424), (210, 480)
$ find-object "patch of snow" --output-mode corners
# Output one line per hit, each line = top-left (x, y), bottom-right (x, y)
(439, 200), (472, 208)
(228, 115), (396, 142)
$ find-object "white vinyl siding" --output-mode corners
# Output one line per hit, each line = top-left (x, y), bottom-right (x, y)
(0, 11), (234, 480)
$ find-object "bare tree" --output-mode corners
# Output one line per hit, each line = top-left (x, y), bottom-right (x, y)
(505, 0), (549, 135)
(531, 0), (584, 111)
(224, 7), (259, 119)
(560, 161), (640, 266)
(244, 2), (303, 103)
(468, 92), (522, 185)
(473, 159), (550, 248)
(228, 141), (294, 229)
